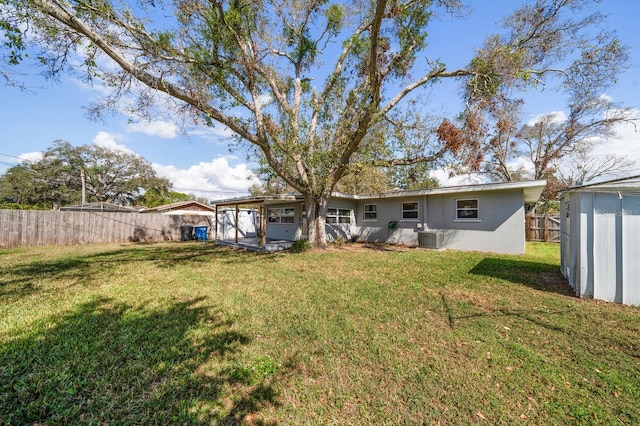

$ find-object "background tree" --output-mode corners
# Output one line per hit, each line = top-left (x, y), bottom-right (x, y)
(0, 163), (49, 209)
(1, 0), (631, 247)
(138, 189), (190, 208)
(386, 163), (439, 190)
(248, 158), (298, 196)
(447, 95), (637, 202)
(0, 141), (171, 209)
(334, 166), (392, 194)
(440, 2), (636, 198)
(558, 146), (637, 187)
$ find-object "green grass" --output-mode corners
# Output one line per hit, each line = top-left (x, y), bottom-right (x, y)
(1, 242), (638, 425)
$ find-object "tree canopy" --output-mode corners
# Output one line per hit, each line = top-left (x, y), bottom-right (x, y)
(1, 0), (632, 247)
(444, 93), (637, 202)
(0, 140), (171, 209)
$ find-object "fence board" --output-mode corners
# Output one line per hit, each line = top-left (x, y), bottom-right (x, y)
(526, 214), (561, 242)
(0, 210), (211, 248)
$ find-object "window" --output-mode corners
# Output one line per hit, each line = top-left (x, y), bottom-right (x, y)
(402, 201), (419, 220)
(327, 208), (352, 224)
(268, 207), (295, 223)
(456, 199), (479, 220)
(363, 204), (377, 221)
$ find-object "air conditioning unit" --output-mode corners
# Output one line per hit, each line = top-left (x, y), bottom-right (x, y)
(418, 231), (442, 249)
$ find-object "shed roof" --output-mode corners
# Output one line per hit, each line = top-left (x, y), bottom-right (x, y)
(561, 175), (640, 194)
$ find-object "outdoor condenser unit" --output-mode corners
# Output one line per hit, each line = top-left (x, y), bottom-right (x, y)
(418, 231), (442, 249)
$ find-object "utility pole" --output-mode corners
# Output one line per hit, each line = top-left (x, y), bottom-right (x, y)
(80, 168), (86, 205)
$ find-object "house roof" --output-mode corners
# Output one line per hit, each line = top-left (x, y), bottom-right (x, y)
(333, 180), (547, 203)
(140, 200), (217, 213)
(59, 202), (139, 212)
(212, 180), (547, 206)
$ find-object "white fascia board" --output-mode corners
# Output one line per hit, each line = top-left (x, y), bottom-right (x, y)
(335, 180), (547, 202)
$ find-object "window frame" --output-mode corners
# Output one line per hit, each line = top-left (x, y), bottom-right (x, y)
(363, 204), (378, 221)
(327, 207), (352, 224)
(267, 207), (296, 224)
(401, 201), (419, 221)
(455, 198), (480, 222)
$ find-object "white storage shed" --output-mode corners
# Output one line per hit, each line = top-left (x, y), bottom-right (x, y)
(560, 176), (640, 306)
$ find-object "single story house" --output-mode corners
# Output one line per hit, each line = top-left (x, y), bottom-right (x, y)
(560, 176), (640, 306)
(213, 180), (547, 255)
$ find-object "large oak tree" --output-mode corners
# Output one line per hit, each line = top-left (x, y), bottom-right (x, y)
(1, 0), (630, 247)
(0, 140), (171, 208)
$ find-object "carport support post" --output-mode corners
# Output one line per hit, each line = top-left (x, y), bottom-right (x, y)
(214, 205), (218, 240)
(235, 204), (239, 244)
(261, 203), (266, 247)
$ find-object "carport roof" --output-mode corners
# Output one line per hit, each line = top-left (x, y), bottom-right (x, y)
(212, 193), (303, 207)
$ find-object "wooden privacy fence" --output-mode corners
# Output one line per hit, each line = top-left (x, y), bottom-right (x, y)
(0, 210), (211, 248)
(525, 214), (561, 242)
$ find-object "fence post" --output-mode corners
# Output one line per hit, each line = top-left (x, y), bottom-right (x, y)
(543, 214), (549, 242)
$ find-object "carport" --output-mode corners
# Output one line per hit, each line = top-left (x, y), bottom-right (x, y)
(211, 194), (303, 250)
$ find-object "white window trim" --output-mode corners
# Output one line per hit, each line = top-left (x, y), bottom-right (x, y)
(267, 207), (296, 224)
(362, 204), (378, 222)
(454, 198), (481, 222)
(327, 207), (352, 225)
(401, 200), (419, 221)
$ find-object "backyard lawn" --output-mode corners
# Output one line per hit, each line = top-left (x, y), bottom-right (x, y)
(1, 241), (638, 425)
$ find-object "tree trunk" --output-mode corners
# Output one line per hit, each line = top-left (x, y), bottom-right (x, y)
(305, 194), (329, 250)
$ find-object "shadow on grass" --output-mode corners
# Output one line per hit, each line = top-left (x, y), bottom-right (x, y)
(0, 243), (279, 302)
(81, 242), (281, 268)
(468, 257), (574, 297)
(0, 297), (280, 425)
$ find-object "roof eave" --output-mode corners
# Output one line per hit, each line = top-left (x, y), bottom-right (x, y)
(341, 180), (547, 201)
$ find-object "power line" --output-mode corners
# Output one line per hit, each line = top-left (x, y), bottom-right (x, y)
(0, 152), (25, 160)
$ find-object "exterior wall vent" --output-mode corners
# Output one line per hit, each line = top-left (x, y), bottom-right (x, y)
(418, 231), (442, 249)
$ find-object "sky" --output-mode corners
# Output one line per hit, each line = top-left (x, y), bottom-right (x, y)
(1, 1), (639, 201)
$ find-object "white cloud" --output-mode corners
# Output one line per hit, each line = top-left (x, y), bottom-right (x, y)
(190, 122), (236, 142)
(127, 120), (179, 139)
(257, 94), (272, 107)
(591, 108), (640, 175)
(18, 151), (43, 163)
(92, 131), (135, 154)
(429, 168), (485, 187)
(599, 94), (614, 103)
(0, 151), (42, 175)
(526, 110), (567, 126)
(505, 155), (535, 175)
(153, 157), (261, 200)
